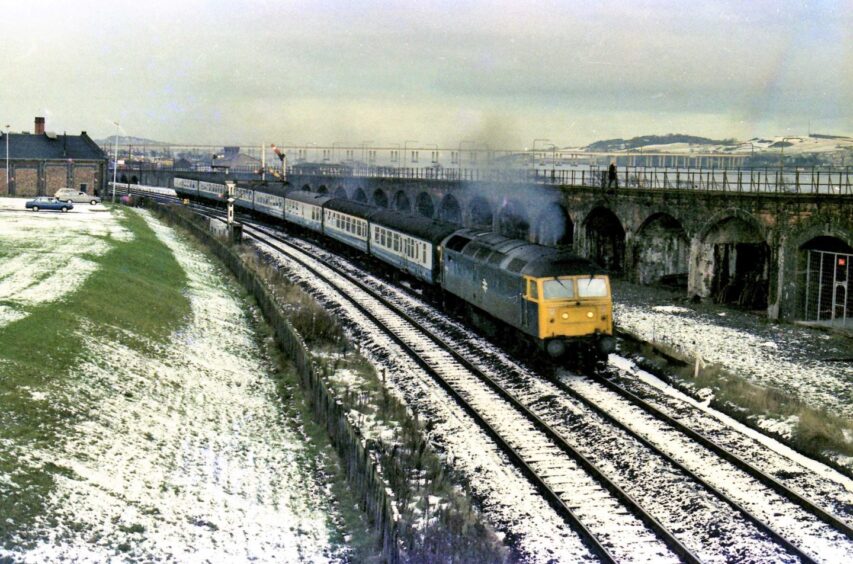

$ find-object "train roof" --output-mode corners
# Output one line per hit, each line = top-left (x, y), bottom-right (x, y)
(239, 181), (292, 199)
(370, 210), (460, 243)
(442, 229), (604, 277)
(286, 190), (333, 206)
(323, 198), (377, 219)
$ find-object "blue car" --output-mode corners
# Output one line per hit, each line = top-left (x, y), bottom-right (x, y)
(25, 196), (74, 213)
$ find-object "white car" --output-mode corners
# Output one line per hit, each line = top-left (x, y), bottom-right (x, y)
(54, 188), (101, 205)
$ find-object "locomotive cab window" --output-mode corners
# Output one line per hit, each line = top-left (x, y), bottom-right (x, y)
(527, 279), (539, 300)
(543, 278), (575, 300)
(577, 277), (608, 297)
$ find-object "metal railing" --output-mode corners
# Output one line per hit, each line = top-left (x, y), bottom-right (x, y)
(116, 163), (853, 196)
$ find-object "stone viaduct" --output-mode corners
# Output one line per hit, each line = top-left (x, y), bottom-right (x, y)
(134, 169), (853, 323)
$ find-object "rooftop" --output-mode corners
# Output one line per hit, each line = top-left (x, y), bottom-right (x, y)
(0, 131), (107, 161)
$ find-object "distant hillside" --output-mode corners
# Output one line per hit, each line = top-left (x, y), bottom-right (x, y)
(809, 133), (853, 140)
(97, 135), (169, 146)
(585, 134), (735, 152)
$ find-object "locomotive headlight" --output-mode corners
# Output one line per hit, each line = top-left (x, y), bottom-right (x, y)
(586, 311), (594, 318)
(561, 312), (569, 320)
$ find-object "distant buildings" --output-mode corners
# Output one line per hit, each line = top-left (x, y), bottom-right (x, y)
(1, 117), (108, 197)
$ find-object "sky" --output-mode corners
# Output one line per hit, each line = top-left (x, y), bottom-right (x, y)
(2, 0), (850, 148)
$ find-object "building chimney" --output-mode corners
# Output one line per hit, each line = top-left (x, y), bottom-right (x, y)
(35, 117), (45, 135)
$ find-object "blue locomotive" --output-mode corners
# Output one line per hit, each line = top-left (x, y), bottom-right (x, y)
(172, 177), (615, 361)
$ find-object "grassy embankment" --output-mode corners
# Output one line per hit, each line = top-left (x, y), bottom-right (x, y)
(630, 337), (853, 474)
(0, 209), (191, 547)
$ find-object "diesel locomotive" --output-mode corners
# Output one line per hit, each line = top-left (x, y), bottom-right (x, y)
(172, 177), (615, 362)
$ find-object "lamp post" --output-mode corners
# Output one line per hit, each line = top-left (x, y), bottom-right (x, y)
(360, 141), (373, 164)
(111, 121), (120, 203)
(532, 138), (551, 173)
(4, 124), (9, 195)
(780, 137), (796, 170)
(424, 143), (438, 164)
(458, 140), (476, 168)
(332, 141), (345, 164)
(403, 140), (418, 161)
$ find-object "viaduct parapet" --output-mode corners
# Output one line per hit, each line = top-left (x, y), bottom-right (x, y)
(133, 169), (853, 324)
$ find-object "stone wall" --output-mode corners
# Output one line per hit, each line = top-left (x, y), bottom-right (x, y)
(73, 166), (97, 193)
(15, 168), (38, 197)
(45, 165), (68, 195)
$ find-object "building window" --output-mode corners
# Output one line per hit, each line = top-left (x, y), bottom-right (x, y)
(79, 183), (88, 193)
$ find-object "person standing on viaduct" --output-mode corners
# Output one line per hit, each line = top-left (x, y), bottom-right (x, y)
(607, 161), (618, 192)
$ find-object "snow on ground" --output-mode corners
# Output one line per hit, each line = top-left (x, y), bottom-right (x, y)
(2, 209), (342, 562)
(0, 198), (131, 328)
(609, 355), (853, 493)
(612, 282), (853, 417)
(257, 243), (598, 563)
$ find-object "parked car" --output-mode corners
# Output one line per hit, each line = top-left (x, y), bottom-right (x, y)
(25, 197), (74, 212)
(54, 188), (100, 205)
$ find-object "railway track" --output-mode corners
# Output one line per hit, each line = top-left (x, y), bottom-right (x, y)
(248, 222), (851, 562)
(243, 221), (685, 563)
(242, 221), (833, 562)
(118, 187), (853, 561)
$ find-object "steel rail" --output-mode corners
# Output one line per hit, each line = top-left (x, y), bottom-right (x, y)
(241, 221), (711, 564)
(121, 185), (836, 561)
(589, 361), (853, 538)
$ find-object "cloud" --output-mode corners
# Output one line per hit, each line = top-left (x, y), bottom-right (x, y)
(1, 0), (849, 144)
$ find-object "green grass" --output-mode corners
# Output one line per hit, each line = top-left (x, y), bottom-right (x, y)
(0, 209), (190, 546)
(634, 339), (853, 474)
(688, 361), (853, 465)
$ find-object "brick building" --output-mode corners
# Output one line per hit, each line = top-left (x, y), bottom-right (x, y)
(1, 117), (108, 197)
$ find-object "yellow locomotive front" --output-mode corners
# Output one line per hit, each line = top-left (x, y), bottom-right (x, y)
(524, 275), (615, 360)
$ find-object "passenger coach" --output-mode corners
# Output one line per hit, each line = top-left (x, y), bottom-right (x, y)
(285, 190), (329, 233)
(369, 211), (457, 284)
(323, 199), (375, 253)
